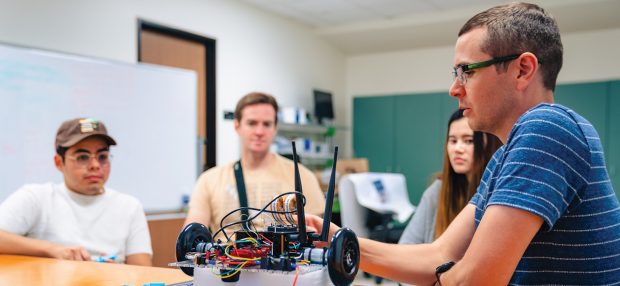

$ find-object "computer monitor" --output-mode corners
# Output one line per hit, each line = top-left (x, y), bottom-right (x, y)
(313, 89), (334, 124)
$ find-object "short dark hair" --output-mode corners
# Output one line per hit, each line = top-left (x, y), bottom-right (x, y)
(459, 2), (563, 91)
(56, 146), (69, 161)
(234, 92), (279, 124)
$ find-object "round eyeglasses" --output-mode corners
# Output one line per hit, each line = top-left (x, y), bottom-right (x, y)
(66, 152), (112, 167)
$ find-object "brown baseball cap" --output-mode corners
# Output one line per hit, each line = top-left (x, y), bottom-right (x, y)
(55, 118), (117, 149)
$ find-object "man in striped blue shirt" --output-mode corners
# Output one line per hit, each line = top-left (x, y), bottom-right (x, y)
(469, 103), (620, 284)
(305, 2), (620, 285)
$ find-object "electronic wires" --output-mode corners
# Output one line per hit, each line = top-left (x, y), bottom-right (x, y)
(199, 192), (312, 284)
(213, 191), (307, 241)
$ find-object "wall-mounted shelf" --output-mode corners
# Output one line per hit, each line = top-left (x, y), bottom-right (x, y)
(278, 123), (331, 135)
(275, 124), (345, 169)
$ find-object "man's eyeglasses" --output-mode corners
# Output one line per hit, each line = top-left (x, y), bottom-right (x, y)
(66, 152), (112, 167)
(452, 54), (520, 86)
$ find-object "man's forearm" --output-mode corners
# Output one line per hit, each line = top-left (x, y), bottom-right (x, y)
(359, 238), (446, 285)
(359, 206), (477, 285)
(0, 230), (53, 257)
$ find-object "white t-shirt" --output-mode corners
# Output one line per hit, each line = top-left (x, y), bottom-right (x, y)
(0, 183), (152, 263)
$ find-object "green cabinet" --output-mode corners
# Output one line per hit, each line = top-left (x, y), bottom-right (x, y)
(353, 93), (457, 204)
(394, 94), (443, 203)
(354, 80), (620, 203)
(554, 80), (620, 198)
(607, 81), (620, 195)
(353, 96), (395, 174)
(554, 82), (608, 154)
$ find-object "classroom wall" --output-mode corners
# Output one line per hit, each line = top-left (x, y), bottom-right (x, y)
(3, 0), (617, 168)
(0, 0), (348, 163)
(346, 27), (620, 96)
(344, 27), (620, 156)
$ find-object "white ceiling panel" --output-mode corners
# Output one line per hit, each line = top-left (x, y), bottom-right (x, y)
(236, 0), (620, 54)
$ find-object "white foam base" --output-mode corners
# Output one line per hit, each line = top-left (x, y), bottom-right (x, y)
(192, 265), (332, 286)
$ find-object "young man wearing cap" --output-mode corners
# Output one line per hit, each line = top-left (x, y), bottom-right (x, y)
(0, 118), (153, 266)
(184, 92), (325, 240)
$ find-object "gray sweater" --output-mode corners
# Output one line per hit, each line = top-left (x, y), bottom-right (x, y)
(398, 179), (441, 244)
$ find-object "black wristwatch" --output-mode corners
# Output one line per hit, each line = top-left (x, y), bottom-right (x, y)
(435, 261), (456, 286)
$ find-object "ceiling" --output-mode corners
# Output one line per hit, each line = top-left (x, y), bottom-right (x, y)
(236, 0), (620, 54)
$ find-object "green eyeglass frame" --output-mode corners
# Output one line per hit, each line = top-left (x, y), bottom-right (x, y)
(452, 54), (520, 85)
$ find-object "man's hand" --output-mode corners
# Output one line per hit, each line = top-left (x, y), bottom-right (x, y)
(47, 244), (90, 261)
(302, 214), (341, 241)
(0, 230), (89, 261)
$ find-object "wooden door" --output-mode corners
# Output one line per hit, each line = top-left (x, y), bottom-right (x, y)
(146, 217), (186, 268)
(138, 21), (216, 171)
(138, 21), (216, 267)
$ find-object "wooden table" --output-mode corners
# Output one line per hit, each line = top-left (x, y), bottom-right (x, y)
(0, 255), (191, 285)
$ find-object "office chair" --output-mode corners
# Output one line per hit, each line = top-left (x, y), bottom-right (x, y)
(339, 172), (415, 284)
(339, 172), (415, 238)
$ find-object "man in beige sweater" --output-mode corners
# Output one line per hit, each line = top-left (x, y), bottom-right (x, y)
(185, 92), (325, 241)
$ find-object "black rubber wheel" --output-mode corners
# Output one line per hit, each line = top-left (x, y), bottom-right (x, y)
(327, 227), (360, 286)
(221, 271), (241, 282)
(175, 222), (213, 276)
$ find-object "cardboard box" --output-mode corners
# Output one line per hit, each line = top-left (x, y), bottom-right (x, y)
(314, 158), (369, 193)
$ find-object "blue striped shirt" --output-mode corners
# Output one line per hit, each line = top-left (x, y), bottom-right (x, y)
(471, 103), (620, 285)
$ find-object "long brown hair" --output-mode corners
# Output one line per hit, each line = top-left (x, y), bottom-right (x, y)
(434, 109), (502, 238)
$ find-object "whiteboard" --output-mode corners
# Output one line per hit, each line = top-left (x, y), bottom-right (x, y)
(0, 43), (197, 212)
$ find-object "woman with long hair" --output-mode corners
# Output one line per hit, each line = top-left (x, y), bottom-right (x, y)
(399, 109), (502, 243)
